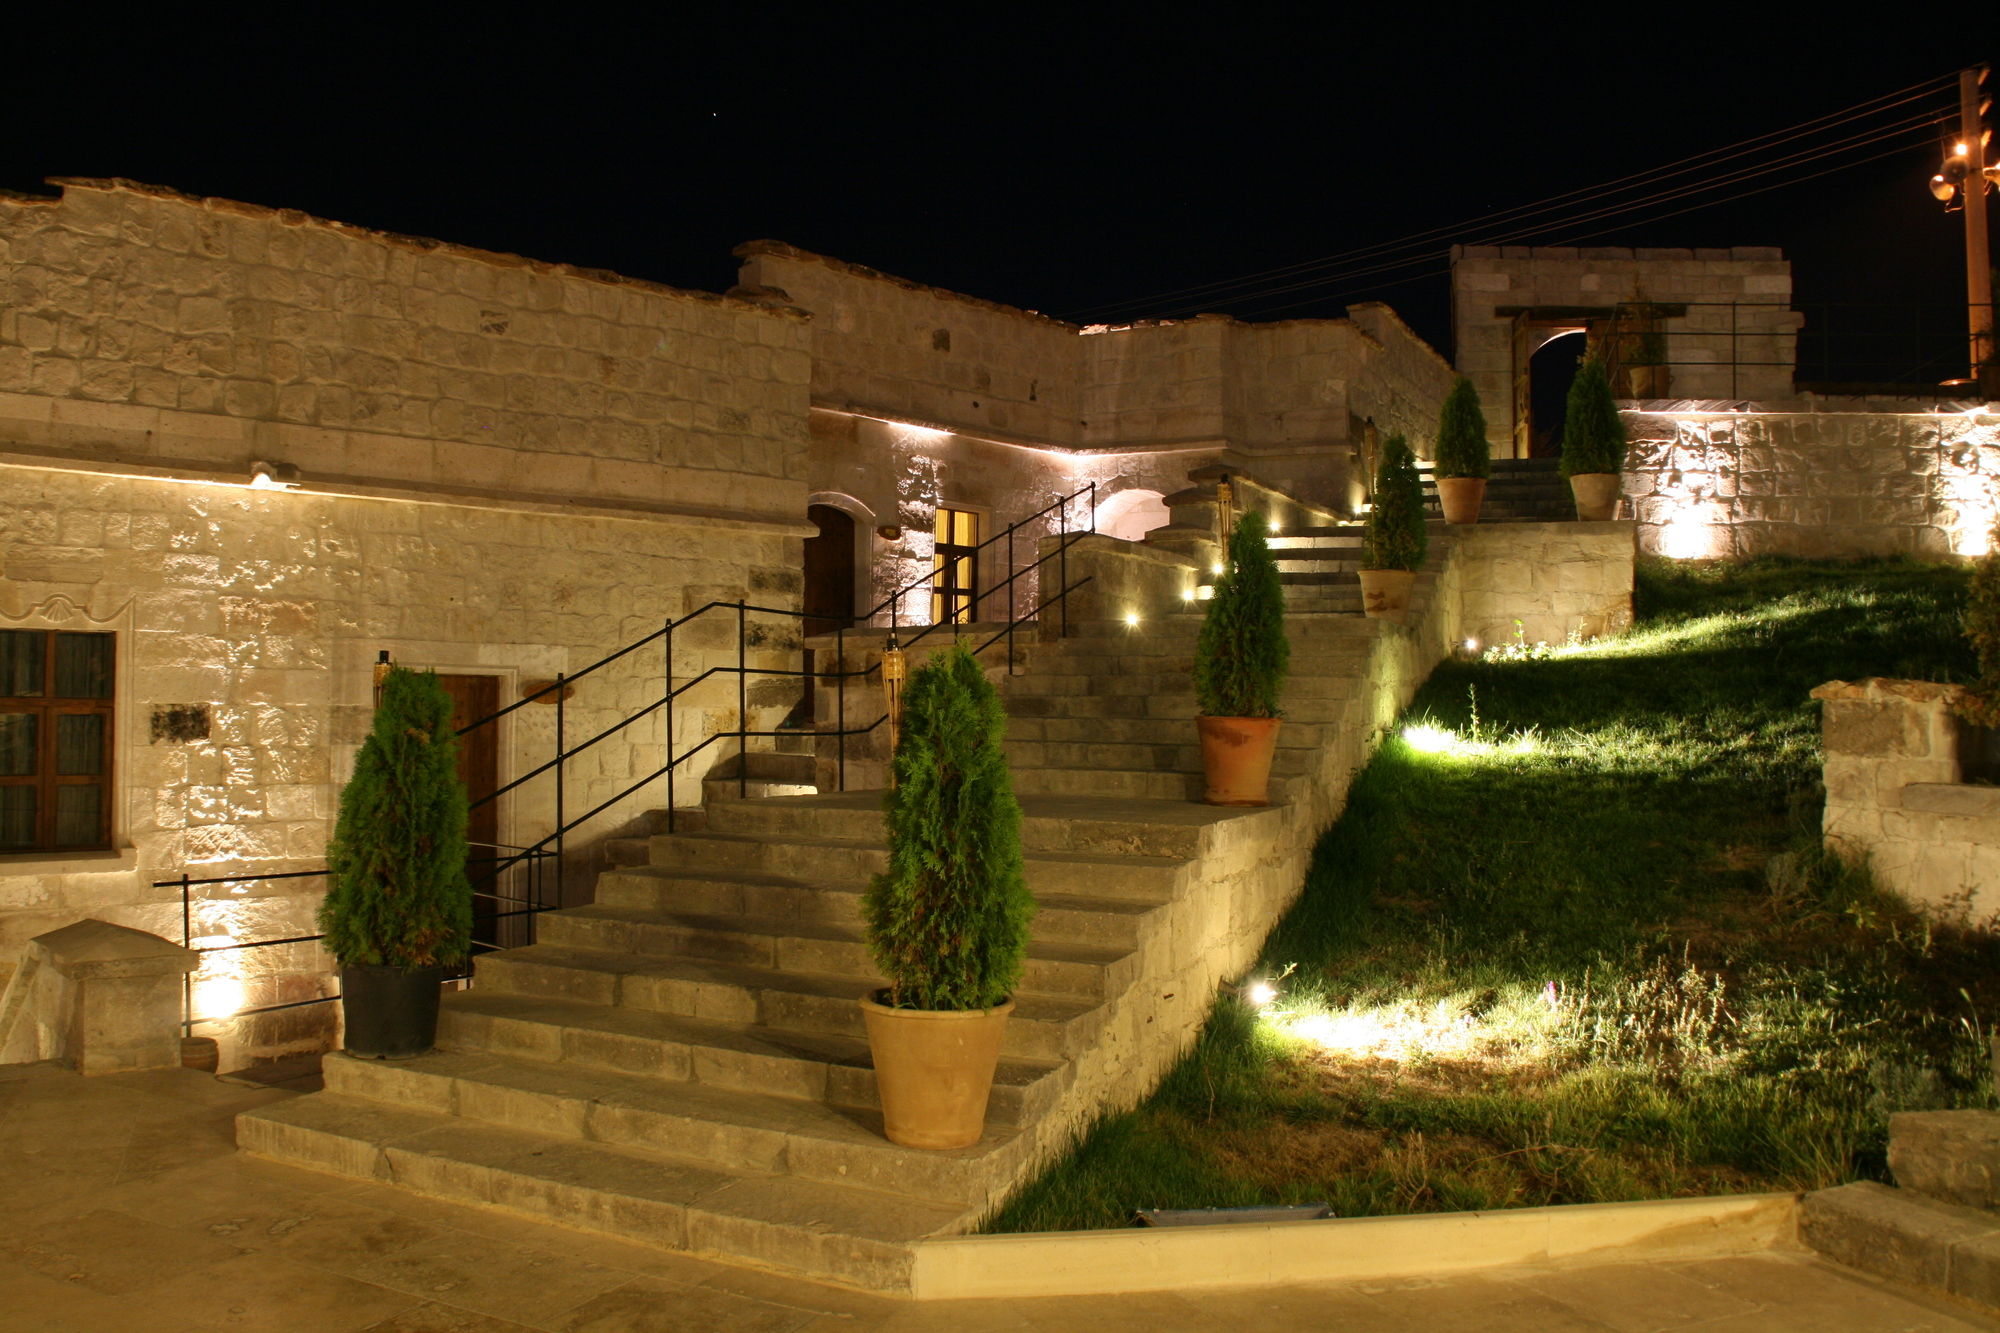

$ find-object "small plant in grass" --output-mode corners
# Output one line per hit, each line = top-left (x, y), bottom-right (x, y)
(1363, 434), (1427, 571)
(864, 643), (1033, 1010)
(1433, 378), (1490, 480)
(1954, 522), (2000, 726)
(1194, 510), (1289, 719)
(1560, 357), (1627, 478)
(319, 667), (471, 969)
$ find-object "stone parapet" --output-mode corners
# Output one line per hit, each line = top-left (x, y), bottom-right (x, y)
(1812, 677), (2000, 920)
(12, 918), (196, 1073)
(1624, 402), (2000, 560)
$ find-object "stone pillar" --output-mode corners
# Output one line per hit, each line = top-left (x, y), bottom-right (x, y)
(27, 919), (198, 1075)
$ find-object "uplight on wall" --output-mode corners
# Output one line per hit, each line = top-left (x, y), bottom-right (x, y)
(249, 460), (301, 491)
(1124, 611), (1141, 628)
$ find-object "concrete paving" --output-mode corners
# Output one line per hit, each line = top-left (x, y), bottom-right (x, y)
(2, 1059), (1994, 1332)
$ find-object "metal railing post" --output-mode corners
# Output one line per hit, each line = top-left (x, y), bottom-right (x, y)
(180, 871), (192, 1032)
(836, 624), (846, 792)
(1006, 520), (1016, 673)
(664, 617), (675, 836)
(554, 670), (566, 908)
(1059, 494), (1069, 638)
(737, 601), (748, 798)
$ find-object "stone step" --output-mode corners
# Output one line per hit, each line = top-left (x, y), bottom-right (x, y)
(318, 1049), (1033, 1210)
(700, 750), (819, 803)
(540, 897), (1149, 991)
(595, 864), (1171, 937)
(1003, 692), (1355, 725)
(1800, 1180), (2000, 1313)
(476, 924), (1120, 1024)
(1888, 1109), (2000, 1210)
(695, 791), (1269, 861)
(236, 1091), (960, 1290)
(1001, 737), (1321, 777)
(1002, 670), (1365, 701)
(1008, 765), (1299, 803)
(610, 847), (1182, 907)
(432, 989), (1069, 1127)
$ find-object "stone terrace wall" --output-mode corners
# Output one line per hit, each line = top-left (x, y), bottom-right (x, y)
(735, 241), (1081, 447)
(741, 242), (1458, 517)
(2, 180), (810, 523)
(1453, 245), (1800, 456)
(1814, 678), (2000, 922)
(1453, 521), (1636, 648)
(1622, 400), (2000, 559)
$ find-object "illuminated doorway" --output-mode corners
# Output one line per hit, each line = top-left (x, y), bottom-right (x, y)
(931, 506), (979, 624)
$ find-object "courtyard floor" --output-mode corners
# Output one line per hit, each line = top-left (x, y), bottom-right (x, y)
(1, 1060), (1992, 1332)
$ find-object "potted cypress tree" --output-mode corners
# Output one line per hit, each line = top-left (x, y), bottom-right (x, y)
(318, 666), (472, 1059)
(1193, 510), (1289, 805)
(1433, 377), (1491, 525)
(1359, 433), (1427, 621)
(1561, 356), (1628, 521)
(861, 643), (1035, 1149)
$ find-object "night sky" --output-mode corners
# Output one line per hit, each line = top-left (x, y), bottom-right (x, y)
(10, 13), (1990, 363)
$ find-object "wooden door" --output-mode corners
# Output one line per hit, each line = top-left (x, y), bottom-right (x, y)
(436, 674), (504, 948)
(801, 506), (857, 725)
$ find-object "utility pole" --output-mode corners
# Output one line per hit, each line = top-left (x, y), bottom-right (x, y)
(1957, 65), (1994, 396)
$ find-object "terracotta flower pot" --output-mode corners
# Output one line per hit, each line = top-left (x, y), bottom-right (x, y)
(1569, 473), (1622, 521)
(1435, 476), (1486, 526)
(1196, 715), (1281, 806)
(1357, 568), (1416, 622)
(860, 992), (1013, 1149)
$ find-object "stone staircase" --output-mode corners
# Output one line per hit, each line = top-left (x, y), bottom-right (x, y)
(1199, 522), (1453, 617)
(1417, 457), (1577, 522)
(237, 525), (1459, 1292)
(1803, 1109), (2000, 1312)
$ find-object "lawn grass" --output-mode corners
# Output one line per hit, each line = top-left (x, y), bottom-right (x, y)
(987, 557), (2000, 1232)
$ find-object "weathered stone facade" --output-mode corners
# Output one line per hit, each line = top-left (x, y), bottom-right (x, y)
(1814, 677), (2000, 922)
(740, 241), (1455, 548)
(1453, 244), (1801, 457)
(0, 180), (812, 1066)
(1624, 400), (2000, 559)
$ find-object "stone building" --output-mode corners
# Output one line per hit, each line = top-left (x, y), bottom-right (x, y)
(0, 179), (1455, 1067)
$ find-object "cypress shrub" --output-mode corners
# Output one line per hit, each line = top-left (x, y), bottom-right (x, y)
(1958, 527), (2000, 727)
(319, 667), (472, 969)
(1561, 357), (1629, 478)
(864, 644), (1033, 1010)
(1194, 510), (1289, 718)
(1363, 434), (1428, 572)
(1433, 377), (1490, 479)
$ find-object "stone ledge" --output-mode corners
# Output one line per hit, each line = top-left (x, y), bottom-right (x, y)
(1902, 785), (2000, 819)
(1802, 1180), (2000, 1310)
(1891, 1111), (2000, 1209)
(910, 1192), (1798, 1298)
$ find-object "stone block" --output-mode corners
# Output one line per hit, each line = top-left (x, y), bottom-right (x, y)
(1800, 1180), (1996, 1290)
(26, 919), (197, 1074)
(1890, 1110), (2000, 1209)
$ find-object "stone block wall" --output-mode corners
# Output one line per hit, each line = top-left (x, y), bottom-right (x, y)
(0, 180), (815, 1070)
(1624, 400), (2000, 559)
(1, 180), (811, 523)
(1813, 677), (2000, 921)
(1453, 245), (1801, 456)
(0, 463), (802, 1068)
(742, 242), (1457, 520)
(1453, 521), (1637, 649)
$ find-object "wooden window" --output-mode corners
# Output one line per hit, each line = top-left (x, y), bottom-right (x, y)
(931, 507), (979, 625)
(0, 630), (115, 853)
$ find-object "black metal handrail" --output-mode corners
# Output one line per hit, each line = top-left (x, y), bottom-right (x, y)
(158, 487), (1101, 1036)
(1594, 300), (1998, 395)
(166, 841), (556, 1033)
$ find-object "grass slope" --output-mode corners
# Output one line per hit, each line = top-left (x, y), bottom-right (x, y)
(990, 558), (1999, 1231)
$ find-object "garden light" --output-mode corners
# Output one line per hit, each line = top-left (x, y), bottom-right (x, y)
(1125, 611), (1141, 628)
(1246, 980), (1277, 1007)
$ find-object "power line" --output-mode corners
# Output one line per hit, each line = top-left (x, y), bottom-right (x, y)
(1065, 71), (1959, 322)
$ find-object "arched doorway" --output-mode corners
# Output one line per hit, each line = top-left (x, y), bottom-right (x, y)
(1094, 488), (1172, 542)
(799, 504), (857, 724)
(1527, 329), (1589, 458)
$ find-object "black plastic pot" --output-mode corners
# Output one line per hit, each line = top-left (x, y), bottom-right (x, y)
(339, 963), (445, 1059)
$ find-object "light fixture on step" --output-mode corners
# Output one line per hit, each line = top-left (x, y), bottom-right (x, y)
(249, 460), (301, 491)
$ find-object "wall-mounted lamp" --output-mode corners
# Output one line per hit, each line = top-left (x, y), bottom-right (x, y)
(876, 525), (903, 541)
(249, 460), (301, 491)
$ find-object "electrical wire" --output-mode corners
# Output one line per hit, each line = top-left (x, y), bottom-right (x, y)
(1200, 110), (1944, 318)
(1065, 71), (1960, 323)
